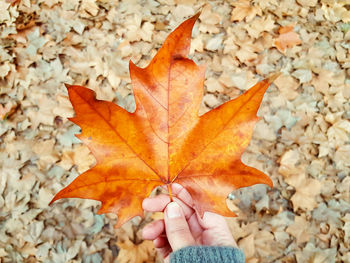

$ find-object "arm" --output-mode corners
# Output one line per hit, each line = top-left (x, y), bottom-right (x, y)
(171, 246), (245, 263)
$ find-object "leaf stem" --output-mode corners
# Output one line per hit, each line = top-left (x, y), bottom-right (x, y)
(167, 184), (173, 202)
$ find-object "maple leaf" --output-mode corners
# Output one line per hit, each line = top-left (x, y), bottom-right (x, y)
(274, 25), (302, 52)
(50, 14), (275, 227)
(230, 0), (262, 22)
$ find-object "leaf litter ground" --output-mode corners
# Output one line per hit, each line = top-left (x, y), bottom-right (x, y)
(0, 0), (349, 262)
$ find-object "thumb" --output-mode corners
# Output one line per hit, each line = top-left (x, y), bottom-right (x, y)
(164, 202), (196, 251)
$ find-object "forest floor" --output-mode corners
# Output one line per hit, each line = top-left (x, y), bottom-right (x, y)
(0, 0), (350, 262)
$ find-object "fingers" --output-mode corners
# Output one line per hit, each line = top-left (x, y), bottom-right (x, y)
(187, 212), (203, 242)
(164, 202), (196, 251)
(162, 183), (194, 207)
(143, 184), (204, 243)
(142, 219), (164, 240)
(143, 199), (203, 244)
(143, 184), (237, 251)
(154, 237), (172, 262)
(200, 212), (237, 247)
(142, 220), (172, 261)
(142, 194), (170, 212)
(153, 236), (167, 248)
(143, 194), (194, 220)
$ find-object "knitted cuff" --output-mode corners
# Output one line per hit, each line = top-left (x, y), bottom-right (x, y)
(170, 246), (245, 263)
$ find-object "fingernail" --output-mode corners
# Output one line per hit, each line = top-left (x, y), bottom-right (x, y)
(167, 202), (181, 219)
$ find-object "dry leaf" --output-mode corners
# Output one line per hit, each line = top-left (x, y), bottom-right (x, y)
(50, 14), (274, 227)
(230, 0), (262, 22)
(116, 239), (155, 263)
(274, 25), (302, 52)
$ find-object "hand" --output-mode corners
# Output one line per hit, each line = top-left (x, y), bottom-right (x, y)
(142, 183), (237, 262)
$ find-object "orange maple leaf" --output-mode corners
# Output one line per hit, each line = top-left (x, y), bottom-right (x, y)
(50, 14), (274, 227)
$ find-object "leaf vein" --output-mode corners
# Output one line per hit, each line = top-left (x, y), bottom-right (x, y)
(175, 83), (265, 180)
(73, 89), (165, 183)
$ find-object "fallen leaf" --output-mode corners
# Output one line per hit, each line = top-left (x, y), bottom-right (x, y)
(16, 11), (38, 31)
(274, 74), (299, 100)
(0, 101), (17, 120)
(286, 173), (322, 211)
(230, 0), (262, 22)
(238, 233), (255, 260)
(80, 0), (99, 17)
(286, 215), (311, 244)
(6, 0), (21, 6)
(50, 14), (274, 227)
(274, 25), (302, 52)
(116, 239), (155, 263)
(296, 0), (317, 7)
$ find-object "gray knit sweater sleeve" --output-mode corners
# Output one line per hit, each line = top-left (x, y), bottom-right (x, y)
(170, 246), (245, 263)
